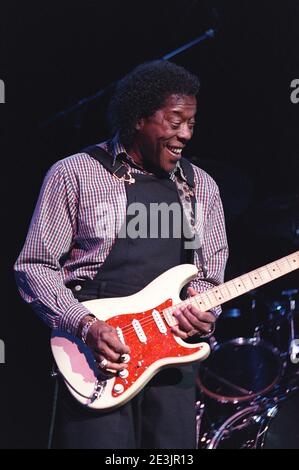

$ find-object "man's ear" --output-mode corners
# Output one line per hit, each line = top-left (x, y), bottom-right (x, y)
(135, 118), (144, 131)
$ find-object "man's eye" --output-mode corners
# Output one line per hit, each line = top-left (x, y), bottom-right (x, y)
(170, 122), (181, 129)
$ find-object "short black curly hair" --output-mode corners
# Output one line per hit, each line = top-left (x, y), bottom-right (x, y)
(108, 60), (200, 147)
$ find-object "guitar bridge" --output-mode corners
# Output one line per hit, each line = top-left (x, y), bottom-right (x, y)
(90, 379), (107, 403)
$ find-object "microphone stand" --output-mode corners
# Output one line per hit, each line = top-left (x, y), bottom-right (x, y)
(282, 289), (299, 364)
(40, 28), (216, 129)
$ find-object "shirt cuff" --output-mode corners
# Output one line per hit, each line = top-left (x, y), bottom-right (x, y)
(209, 305), (222, 319)
(58, 302), (93, 336)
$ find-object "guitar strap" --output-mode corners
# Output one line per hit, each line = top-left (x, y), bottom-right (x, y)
(82, 144), (207, 274)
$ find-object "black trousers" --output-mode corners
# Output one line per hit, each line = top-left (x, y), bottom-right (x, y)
(52, 365), (197, 449)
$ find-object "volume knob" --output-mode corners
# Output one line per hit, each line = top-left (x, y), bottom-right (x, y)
(113, 383), (124, 394)
(120, 354), (131, 363)
(118, 369), (129, 379)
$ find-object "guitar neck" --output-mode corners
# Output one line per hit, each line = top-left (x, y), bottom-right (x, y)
(164, 251), (299, 326)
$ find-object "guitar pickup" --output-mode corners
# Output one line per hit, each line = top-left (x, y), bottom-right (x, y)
(116, 326), (125, 344)
(152, 309), (167, 334)
(132, 319), (147, 343)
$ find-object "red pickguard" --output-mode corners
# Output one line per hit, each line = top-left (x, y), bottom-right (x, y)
(106, 299), (204, 397)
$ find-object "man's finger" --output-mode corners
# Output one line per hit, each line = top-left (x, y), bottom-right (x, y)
(94, 353), (128, 372)
(186, 305), (216, 323)
(173, 308), (194, 331)
(187, 286), (198, 297)
(105, 334), (130, 355)
(171, 325), (188, 339)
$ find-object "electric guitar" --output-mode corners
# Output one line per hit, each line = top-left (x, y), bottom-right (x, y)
(51, 251), (299, 410)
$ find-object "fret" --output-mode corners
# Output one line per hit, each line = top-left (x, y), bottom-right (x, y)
(291, 254), (299, 265)
(247, 271), (261, 289)
(189, 297), (200, 310)
(278, 259), (290, 275)
(232, 277), (247, 295)
(243, 273), (256, 290)
(201, 291), (213, 310)
(285, 254), (298, 271)
(182, 292), (215, 312)
(254, 269), (264, 287)
(211, 288), (223, 307)
(212, 288), (222, 305)
(192, 294), (207, 312)
(259, 266), (272, 283)
(200, 286), (227, 310)
(225, 281), (237, 298)
(163, 308), (177, 327)
(267, 262), (280, 279)
(242, 275), (252, 290)
(219, 283), (231, 302)
(240, 275), (253, 291)
(274, 261), (283, 274)
(192, 296), (204, 311)
(184, 297), (193, 308)
(286, 256), (293, 269)
(276, 261), (285, 275)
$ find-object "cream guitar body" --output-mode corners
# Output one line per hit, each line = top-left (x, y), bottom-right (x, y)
(51, 251), (299, 411)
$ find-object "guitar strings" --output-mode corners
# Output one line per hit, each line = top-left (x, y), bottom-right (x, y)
(116, 297), (198, 332)
(109, 298), (198, 337)
(102, 256), (299, 338)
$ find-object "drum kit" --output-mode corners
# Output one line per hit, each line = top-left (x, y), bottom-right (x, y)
(195, 191), (299, 449)
(196, 288), (299, 449)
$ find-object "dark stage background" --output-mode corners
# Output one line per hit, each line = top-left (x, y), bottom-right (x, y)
(1, 0), (299, 448)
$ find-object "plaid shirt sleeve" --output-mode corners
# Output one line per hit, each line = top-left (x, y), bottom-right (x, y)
(14, 160), (91, 336)
(188, 170), (229, 318)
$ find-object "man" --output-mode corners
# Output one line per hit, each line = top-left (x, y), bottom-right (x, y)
(14, 60), (228, 449)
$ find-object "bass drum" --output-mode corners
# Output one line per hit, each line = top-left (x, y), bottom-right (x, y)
(197, 337), (283, 404)
(202, 392), (299, 449)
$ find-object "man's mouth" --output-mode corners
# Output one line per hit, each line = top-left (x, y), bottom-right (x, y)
(165, 145), (183, 158)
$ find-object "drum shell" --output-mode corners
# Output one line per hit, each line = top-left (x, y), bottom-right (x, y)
(197, 338), (283, 405)
(199, 391), (299, 449)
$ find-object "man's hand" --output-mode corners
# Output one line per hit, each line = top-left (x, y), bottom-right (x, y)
(81, 317), (130, 372)
(171, 287), (216, 339)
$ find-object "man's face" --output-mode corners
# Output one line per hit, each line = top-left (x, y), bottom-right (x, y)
(132, 94), (197, 173)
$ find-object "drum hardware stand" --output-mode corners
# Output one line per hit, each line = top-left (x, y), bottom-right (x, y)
(250, 292), (261, 338)
(204, 404), (261, 449)
(253, 326), (261, 340)
(50, 362), (59, 378)
(48, 363), (60, 449)
(209, 335), (218, 349)
(282, 289), (299, 364)
(205, 336), (255, 396)
(201, 366), (253, 397)
(195, 401), (205, 449)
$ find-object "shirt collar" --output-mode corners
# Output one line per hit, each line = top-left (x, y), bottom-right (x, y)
(108, 134), (186, 181)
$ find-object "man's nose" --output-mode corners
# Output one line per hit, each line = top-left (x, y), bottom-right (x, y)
(177, 123), (193, 142)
